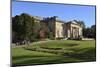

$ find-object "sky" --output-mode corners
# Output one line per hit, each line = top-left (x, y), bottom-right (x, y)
(12, 1), (96, 27)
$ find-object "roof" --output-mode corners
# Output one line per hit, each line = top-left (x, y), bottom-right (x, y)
(52, 17), (66, 23)
(32, 16), (43, 20)
(56, 19), (66, 23)
(65, 20), (82, 26)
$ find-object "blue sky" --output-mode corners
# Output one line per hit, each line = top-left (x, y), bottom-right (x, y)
(12, 1), (96, 27)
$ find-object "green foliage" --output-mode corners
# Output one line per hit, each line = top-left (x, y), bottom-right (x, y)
(12, 13), (33, 41)
(83, 25), (96, 38)
(12, 13), (55, 43)
(12, 13), (96, 43)
(91, 25), (96, 38)
(73, 20), (96, 38)
(12, 13), (40, 42)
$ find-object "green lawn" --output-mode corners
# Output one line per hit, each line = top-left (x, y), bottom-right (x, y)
(12, 40), (96, 66)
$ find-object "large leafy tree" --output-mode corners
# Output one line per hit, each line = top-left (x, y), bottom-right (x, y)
(12, 15), (24, 42)
(83, 25), (96, 38)
(12, 13), (34, 42)
(91, 25), (96, 38)
(20, 13), (33, 40)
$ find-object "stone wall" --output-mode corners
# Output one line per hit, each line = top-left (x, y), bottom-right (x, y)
(55, 21), (64, 38)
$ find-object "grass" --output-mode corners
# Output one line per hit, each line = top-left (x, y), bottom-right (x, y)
(12, 40), (96, 66)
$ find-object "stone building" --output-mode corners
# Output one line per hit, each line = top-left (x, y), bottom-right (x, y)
(42, 16), (83, 39)
(64, 21), (83, 39)
(33, 16), (83, 39)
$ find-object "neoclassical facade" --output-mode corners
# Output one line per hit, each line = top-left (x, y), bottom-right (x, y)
(33, 16), (83, 39)
(64, 21), (83, 39)
(44, 17), (82, 39)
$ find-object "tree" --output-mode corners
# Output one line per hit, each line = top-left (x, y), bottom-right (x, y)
(83, 25), (96, 38)
(12, 13), (35, 43)
(12, 15), (24, 42)
(91, 25), (96, 38)
(20, 13), (34, 41)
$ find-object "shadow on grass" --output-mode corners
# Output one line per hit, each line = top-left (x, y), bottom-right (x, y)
(40, 47), (62, 50)
(12, 46), (96, 66)
(22, 45), (96, 62)
(23, 47), (63, 54)
(22, 44), (79, 55)
(12, 56), (83, 66)
(12, 47), (80, 66)
(13, 55), (46, 60)
(63, 47), (96, 61)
